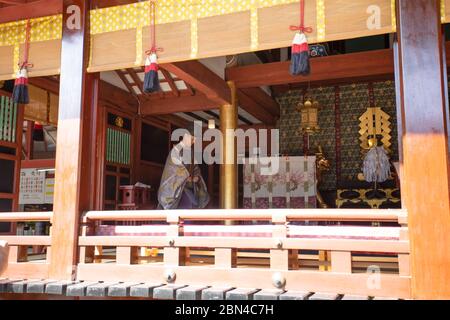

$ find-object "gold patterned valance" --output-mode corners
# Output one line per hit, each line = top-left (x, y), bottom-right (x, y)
(4, 0), (450, 80)
(88, 0), (397, 72)
(0, 15), (62, 81)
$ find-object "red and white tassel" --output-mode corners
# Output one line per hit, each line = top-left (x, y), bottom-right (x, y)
(290, 32), (310, 76)
(143, 52), (160, 93)
(12, 67), (30, 104)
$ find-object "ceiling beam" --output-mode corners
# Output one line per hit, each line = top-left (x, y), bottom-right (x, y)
(0, 0), (27, 5)
(91, 0), (138, 9)
(154, 114), (190, 129)
(161, 61), (231, 106)
(226, 48), (395, 88)
(140, 94), (218, 116)
(29, 77), (60, 95)
(160, 69), (180, 97)
(115, 70), (134, 94)
(239, 87), (279, 118)
(0, 0), (62, 23)
(99, 80), (139, 112)
(237, 90), (276, 125)
(161, 61), (276, 124)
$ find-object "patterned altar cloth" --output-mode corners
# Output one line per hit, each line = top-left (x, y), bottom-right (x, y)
(243, 156), (316, 209)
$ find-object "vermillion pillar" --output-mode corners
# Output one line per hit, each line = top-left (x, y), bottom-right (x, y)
(396, 0), (450, 299)
(49, 0), (97, 279)
(219, 81), (238, 209)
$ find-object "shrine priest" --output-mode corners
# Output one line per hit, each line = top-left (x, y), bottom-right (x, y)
(157, 123), (210, 209)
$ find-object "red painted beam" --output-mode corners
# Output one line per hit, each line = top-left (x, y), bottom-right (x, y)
(226, 49), (395, 88)
(21, 159), (55, 169)
(0, 0), (62, 23)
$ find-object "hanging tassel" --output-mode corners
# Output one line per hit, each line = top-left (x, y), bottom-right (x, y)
(143, 52), (160, 93)
(143, 0), (163, 94)
(290, 32), (310, 76)
(12, 67), (30, 104)
(289, 0), (312, 76)
(13, 20), (32, 105)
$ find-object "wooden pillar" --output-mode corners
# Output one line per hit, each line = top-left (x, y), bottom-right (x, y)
(49, 0), (95, 280)
(25, 121), (34, 160)
(396, 0), (450, 299)
(219, 81), (238, 209)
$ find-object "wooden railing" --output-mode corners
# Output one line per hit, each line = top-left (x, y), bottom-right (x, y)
(78, 209), (411, 299)
(0, 212), (52, 279)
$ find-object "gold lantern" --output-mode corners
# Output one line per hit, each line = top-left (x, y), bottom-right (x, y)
(297, 94), (320, 134)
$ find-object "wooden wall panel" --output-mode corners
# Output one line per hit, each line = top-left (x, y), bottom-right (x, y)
(444, 0), (450, 22)
(141, 21), (191, 65)
(325, 0), (394, 41)
(90, 29), (137, 71)
(198, 12), (251, 58)
(0, 46), (14, 79)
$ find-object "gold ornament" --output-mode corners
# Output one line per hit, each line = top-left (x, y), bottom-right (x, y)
(359, 106), (391, 152)
(296, 94), (320, 134)
(115, 116), (124, 128)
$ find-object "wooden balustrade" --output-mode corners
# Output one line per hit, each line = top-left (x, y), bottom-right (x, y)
(78, 209), (411, 299)
(0, 212), (53, 279)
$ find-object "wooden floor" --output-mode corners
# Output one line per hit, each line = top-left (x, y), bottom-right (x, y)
(0, 278), (400, 300)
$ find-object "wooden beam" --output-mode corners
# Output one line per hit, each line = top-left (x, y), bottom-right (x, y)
(125, 68), (145, 96)
(24, 121), (34, 160)
(50, 0), (93, 280)
(226, 49), (395, 88)
(115, 70), (134, 94)
(396, 0), (450, 299)
(154, 114), (190, 129)
(21, 159), (55, 169)
(91, 0), (138, 9)
(29, 77), (59, 95)
(237, 90), (276, 125)
(0, 1), (27, 5)
(161, 61), (231, 105)
(140, 93), (218, 116)
(29, 77), (139, 114)
(160, 69), (180, 97)
(239, 87), (279, 118)
(98, 80), (138, 112)
(0, 0), (62, 23)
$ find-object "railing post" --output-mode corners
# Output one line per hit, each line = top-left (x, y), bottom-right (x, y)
(164, 213), (185, 267)
(215, 248), (237, 268)
(398, 214), (410, 277)
(330, 251), (352, 273)
(270, 212), (289, 270)
(8, 246), (27, 263)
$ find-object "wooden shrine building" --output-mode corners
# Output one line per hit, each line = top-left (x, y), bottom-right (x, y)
(0, 0), (450, 300)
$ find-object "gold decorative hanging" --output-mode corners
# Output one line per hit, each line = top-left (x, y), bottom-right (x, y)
(296, 93), (320, 134)
(359, 107), (391, 152)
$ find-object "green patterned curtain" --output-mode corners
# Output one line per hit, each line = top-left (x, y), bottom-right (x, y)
(106, 127), (131, 165)
(0, 95), (18, 143)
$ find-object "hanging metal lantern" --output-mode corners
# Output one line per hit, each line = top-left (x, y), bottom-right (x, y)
(296, 94), (320, 134)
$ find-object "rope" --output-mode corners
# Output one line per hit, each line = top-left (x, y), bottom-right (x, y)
(289, 0), (313, 33)
(20, 20), (33, 69)
(146, 0), (163, 55)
